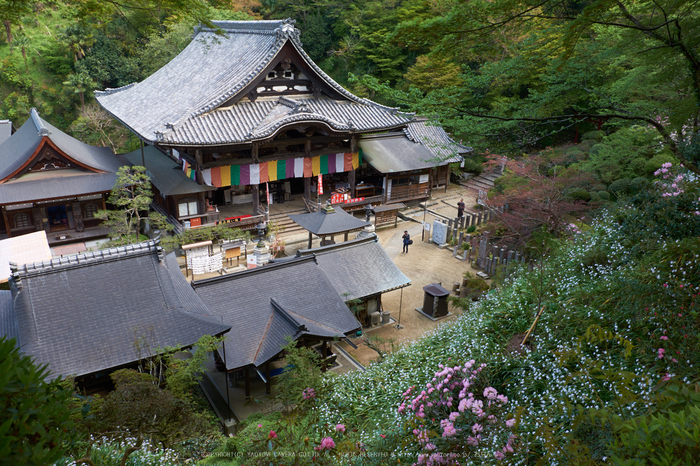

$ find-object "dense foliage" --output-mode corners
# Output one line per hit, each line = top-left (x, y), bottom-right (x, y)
(0, 336), (73, 465)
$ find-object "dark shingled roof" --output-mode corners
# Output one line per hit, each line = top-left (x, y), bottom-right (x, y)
(191, 256), (360, 371)
(288, 205), (370, 236)
(7, 242), (230, 380)
(0, 171), (118, 204)
(95, 20), (412, 146)
(0, 290), (17, 345)
(358, 120), (471, 173)
(0, 109), (121, 181)
(295, 235), (411, 301)
(121, 145), (211, 196)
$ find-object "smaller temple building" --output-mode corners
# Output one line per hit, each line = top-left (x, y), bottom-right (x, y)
(0, 109), (126, 245)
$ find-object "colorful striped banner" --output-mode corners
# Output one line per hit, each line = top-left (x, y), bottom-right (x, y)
(231, 164), (240, 186)
(240, 164), (250, 185)
(194, 152), (359, 188)
(211, 166), (222, 188)
(259, 162), (269, 183)
(268, 160), (278, 182)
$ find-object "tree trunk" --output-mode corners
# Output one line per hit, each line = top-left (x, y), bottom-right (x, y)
(4, 20), (11, 44)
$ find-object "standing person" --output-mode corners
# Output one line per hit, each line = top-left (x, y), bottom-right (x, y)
(457, 198), (465, 218)
(402, 230), (411, 254)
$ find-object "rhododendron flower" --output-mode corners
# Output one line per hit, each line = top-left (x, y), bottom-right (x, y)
(506, 418), (516, 428)
(660, 336), (669, 340)
(335, 424), (345, 433)
(658, 348), (665, 359)
(268, 431), (277, 439)
(467, 436), (479, 446)
(483, 387), (498, 400)
(472, 423), (483, 434)
(302, 388), (316, 400)
(495, 451), (505, 461)
(316, 437), (335, 450)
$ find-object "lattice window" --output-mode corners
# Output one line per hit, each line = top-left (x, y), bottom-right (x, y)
(84, 203), (98, 219)
(13, 212), (31, 229)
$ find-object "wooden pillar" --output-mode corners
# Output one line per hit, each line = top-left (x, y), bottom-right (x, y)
(349, 136), (357, 197)
(195, 149), (203, 185)
(445, 165), (450, 193)
(383, 174), (388, 204)
(265, 362), (271, 394)
(304, 177), (311, 206)
(308, 231), (313, 249)
(344, 231), (349, 241)
(252, 185), (260, 216)
(252, 144), (259, 163)
(244, 366), (251, 401)
(428, 169), (433, 199)
(2, 208), (10, 238)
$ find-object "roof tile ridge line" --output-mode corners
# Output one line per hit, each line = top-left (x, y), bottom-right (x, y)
(150, 245), (186, 314)
(187, 25), (291, 121)
(191, 255), (316, 287)
(282, 307), (344, 334)
(248, 114), (347, 140)
(296, 235), (376, 256)
(30, 108), (49, 136)
(20, 241), (158, 278)
(285, 35), (412, 116)
(94, 82), (137, 97)
(270, 298), (305, 332)
(251, 311), (277, 366)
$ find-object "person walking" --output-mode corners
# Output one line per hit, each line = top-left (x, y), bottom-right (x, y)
(402, 230), (411, 254)
(457, 198), (465, 218)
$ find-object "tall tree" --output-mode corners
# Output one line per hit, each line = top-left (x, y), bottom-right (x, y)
(381, 0), (700, 174)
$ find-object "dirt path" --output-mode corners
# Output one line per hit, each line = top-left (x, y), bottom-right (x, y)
(337, 187), (484, 367)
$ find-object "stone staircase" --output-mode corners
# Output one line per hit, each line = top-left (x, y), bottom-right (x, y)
(269, 208), (307, 240)
(460, 170), (503, 193)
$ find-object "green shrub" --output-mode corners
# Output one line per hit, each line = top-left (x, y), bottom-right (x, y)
(467, 225), (476, 233)
(629, 157), (648, 176)
(577, 139), (596, 152)
(568, 188), (591, 202)
(608, 178), (633, 197)
(589, 192), (601, 202)
(644, 151), (677, 175)
(608, 383), (700, 464)
(598, 191), (611, 201)
(0, 337), (73, 465)
(462, 157), (483, 175)
(581, 130), (606, 141)
(629, 177), (651, 195)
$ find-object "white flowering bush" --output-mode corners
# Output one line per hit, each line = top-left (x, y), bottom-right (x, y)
(316, 181), (700, 465)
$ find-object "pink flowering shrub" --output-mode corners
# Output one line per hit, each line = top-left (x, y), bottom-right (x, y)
(399, 361), (518, 464)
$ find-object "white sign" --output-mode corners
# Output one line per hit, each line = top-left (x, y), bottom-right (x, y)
(477, 190), (487, 206)
(423, 222), (431, 232)
(432, 220), (448, 245)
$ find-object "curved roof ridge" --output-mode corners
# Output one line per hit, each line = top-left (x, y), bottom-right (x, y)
(94, 82), (136, 97)
(188, 21), (298, 121)
(11, 240), (161, 280)
(29, 108), (49, 136)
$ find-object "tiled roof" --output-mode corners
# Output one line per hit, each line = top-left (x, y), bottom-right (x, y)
(192, 256), (360, 371)
(0, 171), (118, 205)
(7, 241), (231, 380)
(95, 20), (412, 145)
(120, 145), (210, 196)
(358, 119), (471, 173)
(295, 234), (411, 301)
(404, 120), (471, 162)
(0, 109), (120, 181)
(0, 291), (17, 345)
(288, 205), (370, 236)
